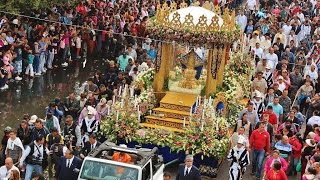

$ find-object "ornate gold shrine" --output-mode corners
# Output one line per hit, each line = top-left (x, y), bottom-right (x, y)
(151, 1), (238, 96)
(142, 1), (239, 132)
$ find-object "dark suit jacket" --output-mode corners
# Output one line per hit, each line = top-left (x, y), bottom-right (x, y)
(81, 141), (101, 156)
(176, 164), (201, 180)
(57, 156), (82, 180)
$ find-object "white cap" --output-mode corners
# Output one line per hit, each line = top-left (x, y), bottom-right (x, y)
(237, 135), (246, 145)
(255, 90), (262, 98)
(12, 19), (18, 25)
(87, 106), (96, 115)
(29, 115), (38, 124)
(306, 139), (316, 147)
(100, 98), (107, 104)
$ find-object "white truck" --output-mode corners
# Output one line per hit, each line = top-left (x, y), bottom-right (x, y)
(77, 141), (164, 180)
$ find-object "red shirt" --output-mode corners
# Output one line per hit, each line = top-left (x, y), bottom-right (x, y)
(266, 169), (288, 180)
(289, 137), (302, 158)
(262, 111), (278, 125)
(76, 4), (87, 16)
(250, 129), (270, 153)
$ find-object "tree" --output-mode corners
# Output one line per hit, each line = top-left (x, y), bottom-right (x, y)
(0, 0), (77, 13)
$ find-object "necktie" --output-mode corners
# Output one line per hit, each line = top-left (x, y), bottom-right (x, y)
(185, 168), (189, 176)
(67, 160), (70, 168)
(91, 144), (94, 150)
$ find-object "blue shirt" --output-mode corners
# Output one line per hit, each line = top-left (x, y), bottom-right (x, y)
(118, 55), (130, 71)
(275, 141), (292, 158)
(267, 103), (283, 121)
(148, 49), (157, 61)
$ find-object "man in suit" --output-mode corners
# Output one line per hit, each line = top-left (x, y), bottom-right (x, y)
(56, 149), (82, 180)
(176, 155), (201, 180)
(79, 134), (101, 159)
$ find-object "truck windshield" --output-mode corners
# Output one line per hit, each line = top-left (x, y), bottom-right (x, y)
(79, 159), (139, 180)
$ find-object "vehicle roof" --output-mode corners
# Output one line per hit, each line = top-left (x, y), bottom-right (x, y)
(88, 141), (159, 167)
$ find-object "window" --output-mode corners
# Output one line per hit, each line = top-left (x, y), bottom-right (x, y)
(80, 160), (138, 180)
(142, 161), (152, 180)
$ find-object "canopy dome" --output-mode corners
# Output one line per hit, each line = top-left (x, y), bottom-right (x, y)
(168, 6), (223, 29)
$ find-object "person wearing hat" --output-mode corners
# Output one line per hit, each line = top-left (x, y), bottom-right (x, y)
(263, 63), (274, 88)
(251, 90), (265, 119)
(227, 135), (250, 180)
(80, 106), (99, 136)
(176, 155), (200, 180)
(301, 139), (317, 177)
(256, 55), (267, 72)
(276, 75), (286, 92)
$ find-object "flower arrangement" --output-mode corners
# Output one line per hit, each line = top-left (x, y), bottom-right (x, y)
(171, 118), (230, 158)
(99, 110), (141, 143)
(133, 88), (157, 114)
(133, 116), (231, 159)
(133, 68), (155, 90)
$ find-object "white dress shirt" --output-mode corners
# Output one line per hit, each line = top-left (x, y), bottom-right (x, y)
(265, 53), (278, 69)
(307, 116), (320, 126)
(66, 156), (75, 168)
(252, 47), (264, 59)
(184, 166), (191, 176)
(0, 165), (19, 179)
(20, 141), (49, 166)
(236, 15), (247, 31)
(282, 25), (292, 36)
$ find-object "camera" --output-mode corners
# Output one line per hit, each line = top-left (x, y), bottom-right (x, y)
(65, 134), (75, 148)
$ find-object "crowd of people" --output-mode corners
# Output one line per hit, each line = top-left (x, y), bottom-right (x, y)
(0, 0), (161, 91)
(0, 0), (320, 180)
(0, 0), (163, 179)
(228, 0), (320, 179)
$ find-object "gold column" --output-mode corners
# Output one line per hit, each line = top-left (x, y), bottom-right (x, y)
(205, 48), (217, 97)
(153, 43), (172, 92)
(217, 44), (230, 87)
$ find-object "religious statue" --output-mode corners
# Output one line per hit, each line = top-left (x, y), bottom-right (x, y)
(178, 52), (200, 89)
